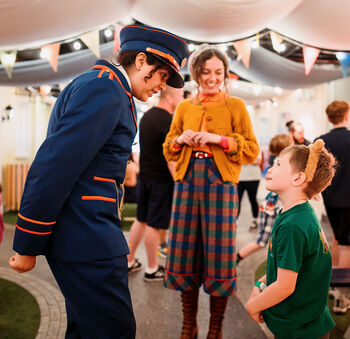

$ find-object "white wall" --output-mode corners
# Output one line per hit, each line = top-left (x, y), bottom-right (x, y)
(0, 87), (51, 181)
(326, 76), (350, 103)
(249, 84), (335, 148)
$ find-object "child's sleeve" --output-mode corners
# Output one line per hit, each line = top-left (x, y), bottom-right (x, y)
(275, 225), (305, 273)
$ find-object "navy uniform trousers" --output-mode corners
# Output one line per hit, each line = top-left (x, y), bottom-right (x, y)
(47, 257), (135, 339)
(13, 60), (137, 338)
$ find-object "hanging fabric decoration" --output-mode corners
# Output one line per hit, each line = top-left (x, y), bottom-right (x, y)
(113, 24), (123, 54)
(303, 45), (320, 75)
(336, 52), (350, 78)
(0, 51), (17, 78)
(233, 39), (251, 68)
(270, 32), (284, 52)
(80, 30), (100, 58)
(41, 43), (60, 72)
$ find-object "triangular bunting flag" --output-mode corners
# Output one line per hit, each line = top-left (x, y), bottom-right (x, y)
(303, 46), (320, 76)
(336, 52), (350, 78)
(80, 30), (100, 58)
(113, 24), (123, 54)
(0, 51), (17, 78)
(41, 43), (60, 72)
(233, 39), (251, 69)
(270, 32), (284, 52)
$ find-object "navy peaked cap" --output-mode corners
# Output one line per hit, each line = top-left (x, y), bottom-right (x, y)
(120, 24), (190, 88)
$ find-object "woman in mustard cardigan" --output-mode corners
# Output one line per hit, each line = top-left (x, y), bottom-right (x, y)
(163, 44), (259, 339)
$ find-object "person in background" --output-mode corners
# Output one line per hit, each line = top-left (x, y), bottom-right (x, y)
(163, 44), (259, 339)
(317, 100), (350, 313)
(9, 24), (189, 338)
(237, 134), (291, 264)
(184, 90), (194, 100)
(246, 140), (336, 339)
(286, 120), (311, 146)
(124, 154), (139, 204)
(237, 155), (262, 231)
(127, 86), (184, 281)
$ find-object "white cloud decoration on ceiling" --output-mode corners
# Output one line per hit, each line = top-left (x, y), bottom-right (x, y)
(269, 0), (350, 50)
(131, 0), (303, 42)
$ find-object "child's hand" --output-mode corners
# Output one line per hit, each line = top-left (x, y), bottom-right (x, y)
(246, 299), (264, 323)
(9, 253), (36, 273)
(248, 309), (264, 323)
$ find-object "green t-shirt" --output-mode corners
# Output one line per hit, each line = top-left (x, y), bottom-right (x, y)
(263, 202), (335, 339)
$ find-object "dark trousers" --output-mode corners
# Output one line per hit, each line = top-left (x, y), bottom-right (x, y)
(237, 180), (260, 217)
(47, 256), (136, 339)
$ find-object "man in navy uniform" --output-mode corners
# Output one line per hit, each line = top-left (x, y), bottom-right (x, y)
(9, 24), (189, 338)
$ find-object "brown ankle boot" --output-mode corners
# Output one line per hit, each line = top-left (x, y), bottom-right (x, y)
(180, 289), (199, 339)
(207, 296), (228, 339)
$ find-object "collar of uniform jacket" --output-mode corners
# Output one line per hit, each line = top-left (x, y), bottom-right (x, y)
(93, 59), (132, 94)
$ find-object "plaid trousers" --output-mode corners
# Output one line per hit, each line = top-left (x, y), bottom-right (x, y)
(164, 158), (238, 296)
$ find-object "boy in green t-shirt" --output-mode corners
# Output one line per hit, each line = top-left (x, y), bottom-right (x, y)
(246, 139), (336, 339)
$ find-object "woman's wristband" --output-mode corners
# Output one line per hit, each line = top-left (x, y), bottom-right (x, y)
(219, 135), (229, 149)
(174, 138), (182, 150)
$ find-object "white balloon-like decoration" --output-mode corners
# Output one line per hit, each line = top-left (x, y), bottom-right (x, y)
(132, 0), (303, 42)
(0, 0), (133, 49)
(269, 0), (350, 50)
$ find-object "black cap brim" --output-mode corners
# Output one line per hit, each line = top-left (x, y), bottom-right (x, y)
(152, 54), (184, 89)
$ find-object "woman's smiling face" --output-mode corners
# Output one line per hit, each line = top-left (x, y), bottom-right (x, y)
(198, 56), (225, 94)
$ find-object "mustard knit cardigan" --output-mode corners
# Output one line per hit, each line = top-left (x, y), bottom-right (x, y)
(163, 96), (260, 183)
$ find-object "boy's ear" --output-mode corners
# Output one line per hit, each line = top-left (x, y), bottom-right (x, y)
(292, 172), (307, 187)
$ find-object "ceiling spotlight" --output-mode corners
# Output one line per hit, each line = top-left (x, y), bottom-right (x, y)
(188, 43), (196, 52)
(73, 41), (82, 50)
(218, 44), (228, 53)
(40, 50), (49, 59)
(274, 87), (283, 95)
(104, 28), (113, 38)
(277, 43), (286, 52)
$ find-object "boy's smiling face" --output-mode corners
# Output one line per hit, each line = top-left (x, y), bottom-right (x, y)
(266, 152), (296, 194)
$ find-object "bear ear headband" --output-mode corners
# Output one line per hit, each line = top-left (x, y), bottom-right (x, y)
(304, 139), (325, 182)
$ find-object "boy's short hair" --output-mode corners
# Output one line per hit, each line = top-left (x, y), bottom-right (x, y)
(269, 134), (291, 156)
(280, 144), (336, 199)
(326, 100), (349, 125)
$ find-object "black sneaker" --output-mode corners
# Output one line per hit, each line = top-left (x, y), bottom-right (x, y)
(128, 258), (142, 274)
(143, 265), (165, 282)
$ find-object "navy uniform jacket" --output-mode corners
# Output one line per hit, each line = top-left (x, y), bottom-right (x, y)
(13, 60), (137, 261)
